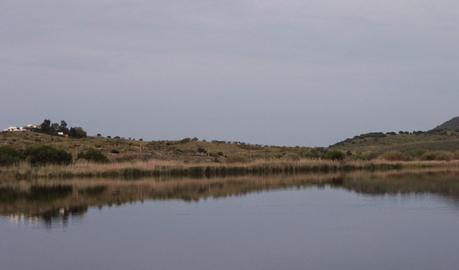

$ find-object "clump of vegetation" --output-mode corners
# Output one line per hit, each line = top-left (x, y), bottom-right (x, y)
(283, 152), (301, 160)
(420, 151), (453, 161)
(322, 150), (345, 160)
(197, 147), (207, 154)
(38, 119), (87, 138)
(0, 146), (24, 166)
(379, 151), (411, 161)
(77, 148), (109, 163)
(352, 151), (379, 161)
(69, 127), (87, 138)
(24, 146), (73, 166)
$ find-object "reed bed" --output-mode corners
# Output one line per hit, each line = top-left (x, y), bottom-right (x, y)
(1, 158), (459, 181)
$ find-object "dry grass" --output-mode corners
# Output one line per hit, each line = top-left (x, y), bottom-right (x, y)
(1, 158), (458, 181)
(0, 131), (311, 163)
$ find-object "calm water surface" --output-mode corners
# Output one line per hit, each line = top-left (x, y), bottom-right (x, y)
(1, 173), (459, 270)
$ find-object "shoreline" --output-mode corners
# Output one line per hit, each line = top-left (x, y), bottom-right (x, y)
(1, 159), (458, 181)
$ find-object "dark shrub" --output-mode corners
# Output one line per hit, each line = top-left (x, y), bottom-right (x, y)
(421, 151), (453, 161)
(0, 146), (24, 166)
(302, 148), (324, 159)
(379, 151), (411, 161)
(77, 148), (109, 163)
(323, 150), (345, 161)
(197, 147), (207, 154)
(111, 149), (120, 154)
(25, 146), (72, 166)
(353, 151), (379, 160)
(69, 127), (87, 138)
(358, 132), (386, 139)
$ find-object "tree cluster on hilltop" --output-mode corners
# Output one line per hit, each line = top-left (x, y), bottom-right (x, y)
(37, 119), (87, 138)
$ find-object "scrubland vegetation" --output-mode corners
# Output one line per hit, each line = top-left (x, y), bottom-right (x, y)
(331, 129), (459, 161)
(2, 117), (459, 180)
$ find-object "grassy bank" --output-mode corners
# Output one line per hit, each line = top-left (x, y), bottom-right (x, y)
(1, 158), (458, 180)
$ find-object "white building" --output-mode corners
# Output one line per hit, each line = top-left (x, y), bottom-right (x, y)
(25, 124), (39, 129)
(3, 126), (25, 132)
(3, 123), (39, 132)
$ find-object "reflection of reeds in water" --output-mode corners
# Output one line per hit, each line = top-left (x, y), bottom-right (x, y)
(2, 159), (458, 181)
(1, 168), (459, 226)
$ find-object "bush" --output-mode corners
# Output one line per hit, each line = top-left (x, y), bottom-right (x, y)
(69, 127), (87, 138)
(352, 151), (378, 160)
(77, 148), (109, 163)
(0, 146), (24, 166)
(323, 150), (345, 161)
(454, 151), (459, 160)
(25, 146), (72, 166)
(283, 152), (301, 160)
(421, 151), (453, 161)
(302, 148), (326, 159)
(379, 151), (411, 161)
(197, 147), (207, 154)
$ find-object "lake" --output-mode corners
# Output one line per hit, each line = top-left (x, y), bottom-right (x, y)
(1, 171), (459, 270)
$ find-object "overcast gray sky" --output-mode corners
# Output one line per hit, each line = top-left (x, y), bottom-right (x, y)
(1, 0), (458, 146)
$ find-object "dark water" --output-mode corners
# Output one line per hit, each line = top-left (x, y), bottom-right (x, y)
(1, 172), (459, 270)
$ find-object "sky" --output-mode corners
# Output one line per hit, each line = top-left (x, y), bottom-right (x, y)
(1, 0), (458, 146)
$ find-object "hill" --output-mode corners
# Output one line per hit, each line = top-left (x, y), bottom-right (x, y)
(3, 115), (459, 164)
(0, 131), (313, 163)
(331, 130), (459, 159)
(330, 116), (459, 159)
(432, 116), (459, 132)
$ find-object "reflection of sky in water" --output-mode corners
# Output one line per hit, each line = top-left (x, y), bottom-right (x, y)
(1, 187), (459, 270)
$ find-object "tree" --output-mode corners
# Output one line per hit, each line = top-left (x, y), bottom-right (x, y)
(58, 120), (69, 134)
(69, 127), (87, 138)
(40, 119), (52, 133)
(51, 123), (59, 134)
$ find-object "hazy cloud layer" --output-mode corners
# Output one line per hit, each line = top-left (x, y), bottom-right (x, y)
(1, 0), (458, 146)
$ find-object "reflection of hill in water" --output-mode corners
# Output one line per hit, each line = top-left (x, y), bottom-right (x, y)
(1, 170), (459, 226)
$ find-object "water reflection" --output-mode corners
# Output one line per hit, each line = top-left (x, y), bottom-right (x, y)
(1, 170), (459, 226)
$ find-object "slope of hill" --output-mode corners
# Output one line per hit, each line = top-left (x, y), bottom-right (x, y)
(331, 131), (459, 159)
(331, 116), (459, 159)
(433, 116), (459, 132)
(3, 116), (459, 164)
(0, 131), (311, 163)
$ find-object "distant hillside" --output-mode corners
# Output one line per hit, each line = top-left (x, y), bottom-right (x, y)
(3, 115), (459, 163)
(331, 116), (459, 159)
(331, 131), (459, 154)
(0, 131), (313, 163)
(433, 116), (459, 132)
